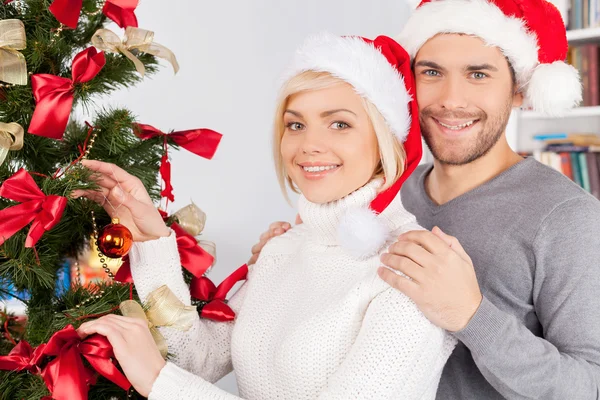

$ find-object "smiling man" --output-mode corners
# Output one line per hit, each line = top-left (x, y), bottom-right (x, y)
(251, 0), (600, 398)
(375, 0), (600, 399)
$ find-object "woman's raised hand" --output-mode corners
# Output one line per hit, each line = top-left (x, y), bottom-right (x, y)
(71, 159), (171, 242)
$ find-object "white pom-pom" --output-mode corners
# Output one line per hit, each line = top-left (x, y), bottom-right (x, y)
(526, 61), (582, 117)
(338, 208), (390, 259)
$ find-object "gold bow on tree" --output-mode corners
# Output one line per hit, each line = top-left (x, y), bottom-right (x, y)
(92, 27), (179, 77)
(0, 19), (27, 85)
(119, 285), (197, 359)
(173, 202), (217, 269)
(0, 122), (24, 166)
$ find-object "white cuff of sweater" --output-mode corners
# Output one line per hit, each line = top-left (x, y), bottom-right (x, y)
(150, 362), (236, 399)
(129, 229), (191, 305)
(149, 362), (193, 399)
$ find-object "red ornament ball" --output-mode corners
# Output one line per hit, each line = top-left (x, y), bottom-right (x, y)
(97, 218), (133, 258)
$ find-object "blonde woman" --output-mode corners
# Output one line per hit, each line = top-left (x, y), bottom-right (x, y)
(74, 33), (457, 399)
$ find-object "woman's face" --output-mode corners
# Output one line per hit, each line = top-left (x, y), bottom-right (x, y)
(280, 82), (380, 204)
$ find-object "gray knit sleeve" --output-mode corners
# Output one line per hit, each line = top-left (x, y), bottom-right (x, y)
(454, 195), (600, 399)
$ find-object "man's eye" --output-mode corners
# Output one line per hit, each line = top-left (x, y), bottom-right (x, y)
(424, 70), (440, 77)
(472, 72), (487, 79)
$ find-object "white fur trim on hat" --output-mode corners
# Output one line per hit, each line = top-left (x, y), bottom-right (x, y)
(396, 0), (550, 105)
(280, 32), (412, 142)
(338, 207), (390, 259)
(526, 61), (582, 116)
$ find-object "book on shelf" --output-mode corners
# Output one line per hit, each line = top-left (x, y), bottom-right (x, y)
(568, 44), (600, 107)
(568, 0), (600, 29)
(522, 145), (600, 200)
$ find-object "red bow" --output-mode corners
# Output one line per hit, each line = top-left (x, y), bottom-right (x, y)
(133, 123), (222, 202)
(0, 169), (67, 248)
(0, 325), (131, 400)
(114, 221), (214, 283)
(190, 264), (248, 322)
(28, 47), (105, 140)
(49, 0), (138, 29)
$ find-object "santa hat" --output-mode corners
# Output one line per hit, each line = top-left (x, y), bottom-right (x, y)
(281, 32), (422, 258)
(397, 0), (582, 117)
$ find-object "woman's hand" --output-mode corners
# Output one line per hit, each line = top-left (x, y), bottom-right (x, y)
(77, 315), (166, 397)
(71, 159), (171, 242)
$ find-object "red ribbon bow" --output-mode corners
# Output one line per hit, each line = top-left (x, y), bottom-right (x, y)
(0, 325), (131, 400)
(49, 0), (139, 29)
(0, 169), (67, 248)
(28, 47), (106, 140)
(133, 123), (222, 202)
(114, 220), (214, 283)
(190, 264), (248, 322)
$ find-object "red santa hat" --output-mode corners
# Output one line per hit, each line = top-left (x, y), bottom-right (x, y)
(397, 0), (582, 117)
(281, 33), (422, 258)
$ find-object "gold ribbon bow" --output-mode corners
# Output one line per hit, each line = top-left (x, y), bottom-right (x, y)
(0, 122), (24, 166)
(91, 27), (179, 77)
(0, 19), (27, 85)
(173, 202), (217, 269)
(173, 202), (207, 237)
(119, 285), (197, 359)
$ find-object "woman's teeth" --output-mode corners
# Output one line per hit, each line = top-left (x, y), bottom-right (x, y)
(438, 120), (475, 130)
(302, 165), (339, 172)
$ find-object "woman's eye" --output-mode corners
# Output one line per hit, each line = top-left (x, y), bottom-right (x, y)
(331, 121), (350, 130)
(286, 122), (304, 131)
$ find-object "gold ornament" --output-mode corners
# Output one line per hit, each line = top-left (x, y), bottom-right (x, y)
(91, 27), (179, 77)
(173, 201), (206, 236)
(0, 122), (23, 166)
(86, 235), (123, 273)
(0, 19), (27, 85)
(119, 285), (197, 359)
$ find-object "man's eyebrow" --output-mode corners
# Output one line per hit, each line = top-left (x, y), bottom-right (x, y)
(414, 60), (446, 72)
(465, 63), (499, 72)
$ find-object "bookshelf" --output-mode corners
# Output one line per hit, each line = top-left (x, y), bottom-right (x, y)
(513, 27), (600, 153)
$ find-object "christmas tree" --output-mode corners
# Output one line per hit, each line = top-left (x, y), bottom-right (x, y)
(0, 1), (228, 398)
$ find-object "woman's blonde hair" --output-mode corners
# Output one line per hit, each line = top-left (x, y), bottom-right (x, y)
(273, 71), (406, 202)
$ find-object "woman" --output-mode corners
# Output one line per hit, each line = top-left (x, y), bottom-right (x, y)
(74, 32), (456, 399)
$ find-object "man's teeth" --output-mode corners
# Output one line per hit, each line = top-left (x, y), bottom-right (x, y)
(438, 120), (475, 130)
(302, 165), (339, 172)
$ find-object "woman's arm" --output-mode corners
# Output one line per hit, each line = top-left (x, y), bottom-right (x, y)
(129, 231), (247, 383)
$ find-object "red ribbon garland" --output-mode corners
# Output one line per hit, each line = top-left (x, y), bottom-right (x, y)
(190, 264), (248, 322)
(28, 47), (106, 140)
(0, 169), (67, 248)
(49, 0), (139, 29)
(133, 123), (223, 202)
(114, 222), (214, 283)
(0, 325), (131, 400)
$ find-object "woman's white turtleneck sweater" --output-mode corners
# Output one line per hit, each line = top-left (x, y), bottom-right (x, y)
(129, 180), (457, 399)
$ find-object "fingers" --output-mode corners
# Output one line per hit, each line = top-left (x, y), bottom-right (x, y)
(295, 214), (303, 225)
(387, 240), (436, 268)
(398, 230), (450, 255)
(432, 226), (472, 263)
(377, 267), (420, 298)
(81, 160), (137, 185)
(380, 252), (426, 283)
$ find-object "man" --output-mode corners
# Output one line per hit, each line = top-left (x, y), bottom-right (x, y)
(251, 0), (600, 398)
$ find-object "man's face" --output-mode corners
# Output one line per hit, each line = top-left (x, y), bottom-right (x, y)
(414, 34), (523, 165)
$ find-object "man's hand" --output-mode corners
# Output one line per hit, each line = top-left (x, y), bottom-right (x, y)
(248, 221), (292, 265)
(378, 226), (482, 332)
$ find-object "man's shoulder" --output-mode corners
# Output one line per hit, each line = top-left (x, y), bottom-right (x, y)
(510, 158), (598, 210)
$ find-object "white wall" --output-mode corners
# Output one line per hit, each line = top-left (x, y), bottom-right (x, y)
(93, 0), (412, 394)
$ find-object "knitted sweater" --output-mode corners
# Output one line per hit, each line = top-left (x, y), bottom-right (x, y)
(129, 180), (457, 399)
